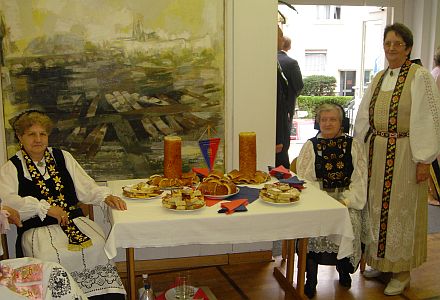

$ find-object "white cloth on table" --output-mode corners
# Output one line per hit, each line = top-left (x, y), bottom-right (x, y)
(105, 179), (354, 260)
(0, 149), (125, 297)
(296, 136), (368, 267)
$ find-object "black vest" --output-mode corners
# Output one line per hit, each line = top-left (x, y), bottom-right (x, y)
(310, 135), (354, 189)
(10, 148), (84, 257)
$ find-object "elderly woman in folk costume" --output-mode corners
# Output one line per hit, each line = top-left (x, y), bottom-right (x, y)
(297, 103), (368, 299)
(0, 110), (127, 299)
(354, 23), (440, 295)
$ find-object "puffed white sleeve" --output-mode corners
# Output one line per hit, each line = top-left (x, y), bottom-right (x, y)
(409, 67), (440, 163)
(296, 140), (320, 190)
(0, 161), (50, 221)
(341, 138), (368, 210)
(61, 150), (111, 205)
(354, 80), (374, 142)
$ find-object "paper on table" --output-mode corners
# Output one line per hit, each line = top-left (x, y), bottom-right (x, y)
(219, 199), (248, 214)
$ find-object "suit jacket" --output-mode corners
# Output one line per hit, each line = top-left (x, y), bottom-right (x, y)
(277, 51), (304, 119)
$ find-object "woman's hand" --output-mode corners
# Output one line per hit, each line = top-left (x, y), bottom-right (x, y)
(47, 206), (69, 226)
(3, 206), (22, 227)
(105, 195), (127, 211)
(416, 163), (430, 183)
(276, 144), (283, 153)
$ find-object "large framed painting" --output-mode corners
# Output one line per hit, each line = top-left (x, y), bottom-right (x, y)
(0, 0), (225, 181)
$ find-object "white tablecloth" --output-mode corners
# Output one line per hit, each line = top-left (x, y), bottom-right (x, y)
(104, 179), (354, 260)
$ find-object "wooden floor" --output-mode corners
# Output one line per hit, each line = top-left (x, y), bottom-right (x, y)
(135, 233), (440, 300)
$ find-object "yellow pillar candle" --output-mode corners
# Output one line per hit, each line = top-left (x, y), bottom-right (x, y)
(164, 136), (182, 179)
(239, 132), (257, 176)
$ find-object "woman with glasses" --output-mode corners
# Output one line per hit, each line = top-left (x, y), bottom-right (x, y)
(354, 23), (440, 295)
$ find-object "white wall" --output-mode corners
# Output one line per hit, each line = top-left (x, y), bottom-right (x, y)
(226, 0), (277, 171)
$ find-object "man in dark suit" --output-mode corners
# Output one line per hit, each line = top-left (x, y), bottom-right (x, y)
(276, 28), (303, 168)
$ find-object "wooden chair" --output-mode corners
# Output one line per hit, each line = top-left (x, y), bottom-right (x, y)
(78, 203), (94, 221)
(281, 158), (298, 260)
(1, 234), (10, 260)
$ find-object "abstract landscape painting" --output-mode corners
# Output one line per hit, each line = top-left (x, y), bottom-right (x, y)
(0, 0), (225, 181)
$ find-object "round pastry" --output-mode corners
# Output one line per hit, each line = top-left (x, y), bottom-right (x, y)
(197, 174), (237, 196)
(259, 183), (300, 203)
(146, 172), (199, 188)
(226, 169), (270, 185)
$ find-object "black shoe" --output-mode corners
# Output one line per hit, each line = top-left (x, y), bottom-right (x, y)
(304, 281), (317, 299)
(338, 272), (352, 288)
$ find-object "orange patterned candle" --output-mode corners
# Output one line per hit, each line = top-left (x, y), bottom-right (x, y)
(239, 132), (257, 176)
(164, 136), (182, 179)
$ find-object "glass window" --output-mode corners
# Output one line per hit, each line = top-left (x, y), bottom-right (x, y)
(304, 51), (327, 74)
(317, 5), (341, 20)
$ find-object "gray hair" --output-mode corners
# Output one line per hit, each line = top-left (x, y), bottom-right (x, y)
(316, 103), (344, 125)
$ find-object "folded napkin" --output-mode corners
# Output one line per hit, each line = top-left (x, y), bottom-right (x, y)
(192, 167), (210, 178)
(228, 186), (260, 203)
(218, 199), (248, 214)
(279, 176), (306, 189)
(205, 199), (222, 207)
(269, 165), (292, 179)
(156, 287), (209, 300)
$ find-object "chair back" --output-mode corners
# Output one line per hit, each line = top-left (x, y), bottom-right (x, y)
(290, 157), (297, 173)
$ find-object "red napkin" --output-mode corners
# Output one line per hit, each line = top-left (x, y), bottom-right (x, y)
(156, 287), (209, 300)
(192, 167), (210, 177)
(220, 199), (248, 214)
(269, 165), (292, 179)
(205, 199), (222, 207)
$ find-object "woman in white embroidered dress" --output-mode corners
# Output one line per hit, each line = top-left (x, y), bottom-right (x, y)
(297, 103), (368, 299)
(354, 23), (440, 296)
(0, 111), (127, 299)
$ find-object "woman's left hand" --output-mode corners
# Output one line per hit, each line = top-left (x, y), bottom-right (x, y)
(104, 195), (127, 210)
(416, 163), (430, 183)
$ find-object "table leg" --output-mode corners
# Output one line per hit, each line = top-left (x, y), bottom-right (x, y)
(126, 248), (136, 300)
(274, 239), (304, 299)
(286, 240), (295, 284)
(297, 238), (308, 297)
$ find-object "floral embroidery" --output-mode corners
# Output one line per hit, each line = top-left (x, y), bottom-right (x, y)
(71, 263), (123, 292)
(21, 147), (92, 250)
(48, 267), (71, 298)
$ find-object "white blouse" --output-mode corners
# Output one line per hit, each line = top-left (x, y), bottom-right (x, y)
(354, 66), (440, 164)
(0, 148), (111, 221)
(296, 135), (368, 210)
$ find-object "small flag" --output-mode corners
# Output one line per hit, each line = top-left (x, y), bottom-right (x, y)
(198, 138), (220, 170)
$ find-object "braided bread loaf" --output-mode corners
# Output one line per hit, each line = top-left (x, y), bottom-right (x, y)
(197, 173), (237, 196)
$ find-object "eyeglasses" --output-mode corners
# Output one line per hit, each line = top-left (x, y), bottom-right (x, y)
(383, 41), (406, 48)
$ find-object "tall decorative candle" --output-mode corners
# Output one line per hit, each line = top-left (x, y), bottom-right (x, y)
(239, 132), (257, 176)
(164, 136), (182, 179)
